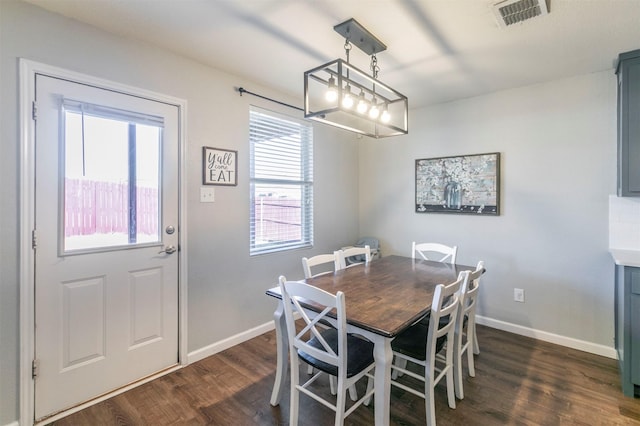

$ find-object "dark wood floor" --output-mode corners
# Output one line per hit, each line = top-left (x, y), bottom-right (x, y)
(50, 325), (640, 425)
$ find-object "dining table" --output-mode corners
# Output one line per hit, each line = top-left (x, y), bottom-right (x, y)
(265, 254), (475, 426)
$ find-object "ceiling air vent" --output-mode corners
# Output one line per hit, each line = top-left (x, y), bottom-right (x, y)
(493, 0), (549, 27)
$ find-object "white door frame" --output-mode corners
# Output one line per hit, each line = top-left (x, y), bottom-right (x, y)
(19, 59), (189, 425)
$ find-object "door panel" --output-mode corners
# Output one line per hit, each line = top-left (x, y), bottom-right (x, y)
(129, 267), (164, 347)
(61, 276), (106, 370)
(34, 74), (179, 421)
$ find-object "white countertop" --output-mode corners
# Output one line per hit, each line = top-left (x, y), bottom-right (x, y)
(610, 249), (640, 267)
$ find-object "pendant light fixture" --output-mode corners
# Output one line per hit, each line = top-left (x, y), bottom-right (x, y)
(303, 18), (408, 138)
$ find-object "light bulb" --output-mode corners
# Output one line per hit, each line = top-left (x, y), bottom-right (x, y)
(357, 100), (368, 114)
(325, 88), (338, 102)
(380, 109), (391, 123)
(369, 97), (380, 119)
(369, 104), (380, 119)
(356, 90), (368, 114)
(342, 94), (354, 108)
(325, 76), (338, 102)
(342, 85), (354, 108)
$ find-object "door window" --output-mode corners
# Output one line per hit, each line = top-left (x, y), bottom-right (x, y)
(62, 101), (163, 253)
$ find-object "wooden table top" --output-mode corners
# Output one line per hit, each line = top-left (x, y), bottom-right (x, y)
(266, 255), (474, 338)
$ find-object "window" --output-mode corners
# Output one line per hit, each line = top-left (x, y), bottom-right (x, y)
(63, 101), (162, 253)
(249, 106), (313, 255)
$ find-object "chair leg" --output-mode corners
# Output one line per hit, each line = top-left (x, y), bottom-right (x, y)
(290, 359), (300, 426)
(454, 344), (465, 400)
(335, 377), (347, 426)
(364, 376), (374, 406)
(307, 364), (314, 375)
(425, 382), (437, 426)
(329, 375), (337, 395)
(348, 384), (358, 401)
(445, 365), (457, 410)
(472, 324), (480, 355)
(329, 375), (358, 399)
(467, 341), (476, 377)
(392, 357), (407, 379)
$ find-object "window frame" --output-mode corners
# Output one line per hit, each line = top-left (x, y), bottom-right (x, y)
(61, 101), (164, 255)
(249, 106), (313, 255)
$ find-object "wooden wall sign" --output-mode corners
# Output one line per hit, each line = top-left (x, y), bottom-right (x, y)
(203, 146), (237, 186)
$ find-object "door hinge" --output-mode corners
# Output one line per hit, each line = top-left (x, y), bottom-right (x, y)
(32, 359), (39, 379)
(32, 101), (38, 121)
(32, 229), (37, 250)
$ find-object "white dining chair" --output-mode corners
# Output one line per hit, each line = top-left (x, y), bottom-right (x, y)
(337, 245), (371, 269)
(301, 252), (360, 397)
(302, 252), (341, 279)
(470, 261), (484, 356)
(411, 241), (459, 333)
(278, 276), (375, 426)
(390, 271), (467, 426)
(412, 242), (458, 264)
(452, 261), (483, 400)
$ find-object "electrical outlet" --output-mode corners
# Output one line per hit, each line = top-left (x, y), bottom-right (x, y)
(200, 187), (215, 203)
(514, 288), (525, 303)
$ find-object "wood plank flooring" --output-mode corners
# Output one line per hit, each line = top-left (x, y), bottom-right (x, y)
(50, 325), (640, 425)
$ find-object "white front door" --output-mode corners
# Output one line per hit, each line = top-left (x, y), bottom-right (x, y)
(33, 73), (180, 421)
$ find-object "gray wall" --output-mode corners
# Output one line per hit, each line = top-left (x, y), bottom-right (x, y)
(359, 71), (617, 348)
(0, 1), (359, 423)
(0, 1), (622, 424)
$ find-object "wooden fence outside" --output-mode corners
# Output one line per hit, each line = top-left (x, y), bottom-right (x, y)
(66, 181), (299, 243)
(65, 178), (158, 237)
(254, 197), (301, 242)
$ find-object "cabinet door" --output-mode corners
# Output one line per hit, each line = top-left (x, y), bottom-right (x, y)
(627, 59), (640, 193)
(631, 270), (640, 386)
(618, 52), (640, 196)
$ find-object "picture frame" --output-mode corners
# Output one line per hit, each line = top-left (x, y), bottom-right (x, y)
(203, 146), (237, 186)
(415, 152), (500, 215)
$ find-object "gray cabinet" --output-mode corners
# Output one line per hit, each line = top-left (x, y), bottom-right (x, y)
(615, 265), (640, 397)
(617, 49), (640, 196)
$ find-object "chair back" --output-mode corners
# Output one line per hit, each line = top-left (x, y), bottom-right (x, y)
(301, 252), (341, 279)
(337, 245), (371, 269)
(462, 261), (483, 324)
(279, 276), (347, 373)
(462, 261), (483, 349)
(425, 272), (465, 366)
(412, 241), (458, 264)
(451, 263), (483, 399)
(454, 268), (477, 345)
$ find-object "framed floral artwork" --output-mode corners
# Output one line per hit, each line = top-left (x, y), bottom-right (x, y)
(415, 152), (500, 215)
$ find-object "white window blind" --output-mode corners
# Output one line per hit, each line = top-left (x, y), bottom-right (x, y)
(249, 106), (313, 255)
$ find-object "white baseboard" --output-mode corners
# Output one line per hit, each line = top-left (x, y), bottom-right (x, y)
(3, 421), (19, 426)
(186, 314), (616, 367)
(476, 315), (617, 359)
(187, 320), (275, 364)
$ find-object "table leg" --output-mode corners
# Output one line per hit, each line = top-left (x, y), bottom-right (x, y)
(270, 301), (288, 406)
(373, 336), (392, 426)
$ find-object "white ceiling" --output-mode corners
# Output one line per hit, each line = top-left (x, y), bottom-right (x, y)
(22, 0), (640, 109)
